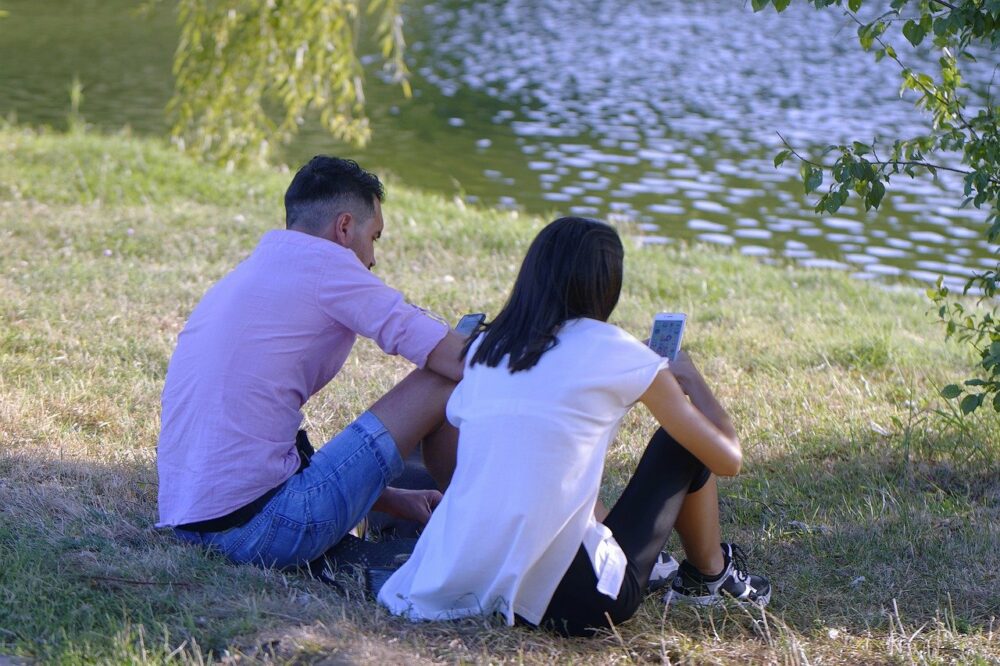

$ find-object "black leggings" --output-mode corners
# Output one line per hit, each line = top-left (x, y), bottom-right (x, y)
(539, 428), (710, 637)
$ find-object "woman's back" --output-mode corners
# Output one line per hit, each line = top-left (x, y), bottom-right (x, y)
(378, 317), (666, 624)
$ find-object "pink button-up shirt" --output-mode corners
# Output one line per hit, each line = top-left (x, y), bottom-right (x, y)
(156, 229), (449, 527)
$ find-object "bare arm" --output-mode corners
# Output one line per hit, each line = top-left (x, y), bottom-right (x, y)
(424, 329), (467, 382)
(639, 351), (742, 476)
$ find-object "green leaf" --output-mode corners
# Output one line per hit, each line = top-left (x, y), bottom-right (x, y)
(848, 0), (862, 11)
(773, 0), (791, 10)
(867, 180), (886, 209)
(774, 149), (792, 167)
(805, 167), (823, 193)
(993, 391), (1000, 412)
(933, 16), (947, 37)
(751, 0), (770, 11)
(902, 20), (925, 47)
(940, 384), (963, 399)
(960, 393), (981, 414)
(919, 12), (932, 34)
(858, 24), (874, 49)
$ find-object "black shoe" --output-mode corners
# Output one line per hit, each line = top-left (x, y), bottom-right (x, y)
(665, 543), (771, 607)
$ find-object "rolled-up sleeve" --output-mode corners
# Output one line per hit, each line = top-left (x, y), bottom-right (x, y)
(317, 252), (449, 368)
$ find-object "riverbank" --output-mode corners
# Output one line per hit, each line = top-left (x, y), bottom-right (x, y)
(1, 126), (997, 664)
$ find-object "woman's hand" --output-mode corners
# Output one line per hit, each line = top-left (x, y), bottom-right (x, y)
(373, 487), (443, 524)
(667, 349), (700, 395)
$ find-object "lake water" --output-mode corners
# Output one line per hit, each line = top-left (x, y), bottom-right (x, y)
(1, 0), (995, 288)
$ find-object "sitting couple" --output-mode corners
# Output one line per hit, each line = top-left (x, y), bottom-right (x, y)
(157, 156), (770, 637)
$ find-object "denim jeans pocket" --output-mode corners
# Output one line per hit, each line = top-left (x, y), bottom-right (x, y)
(249, 513), (342, 569)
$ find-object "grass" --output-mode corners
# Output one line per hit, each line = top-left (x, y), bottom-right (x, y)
(1, 124), (998, 664)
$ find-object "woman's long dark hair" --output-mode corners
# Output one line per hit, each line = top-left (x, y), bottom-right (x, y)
(466, 216), (624, 372)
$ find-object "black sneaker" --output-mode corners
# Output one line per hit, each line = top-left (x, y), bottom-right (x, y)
(647, 551), (679, 591)
(665, 543), (771, 607)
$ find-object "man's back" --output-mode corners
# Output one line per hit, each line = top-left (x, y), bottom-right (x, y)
(158, 227), (449, 527)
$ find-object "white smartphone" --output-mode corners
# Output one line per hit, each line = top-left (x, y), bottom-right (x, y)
(648, 312), (686, 361)
(455, 312), (486, 336)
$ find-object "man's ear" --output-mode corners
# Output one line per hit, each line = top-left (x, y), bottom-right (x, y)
(330, 212), (354, 246)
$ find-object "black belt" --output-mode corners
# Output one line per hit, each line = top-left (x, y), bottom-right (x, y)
(177, 430), (315, 533)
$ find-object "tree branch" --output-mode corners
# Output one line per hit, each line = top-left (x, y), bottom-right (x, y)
(928, 0), (959, 11)
(776, 132), (1000, 184)
(886, 160), (980, 177)
(776, 132), (825, 168)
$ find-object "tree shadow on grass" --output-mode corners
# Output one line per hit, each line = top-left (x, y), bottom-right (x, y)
(0, 451), (578, 664)
(715, 442), (1000, 636)
(0, 451), (329, 662)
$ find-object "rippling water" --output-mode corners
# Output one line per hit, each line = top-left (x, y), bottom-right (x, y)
(0, 0), (995, 287)
(401, 0), (996, 287)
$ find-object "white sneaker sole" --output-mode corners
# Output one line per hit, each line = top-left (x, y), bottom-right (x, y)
(664, 588), (771, 608)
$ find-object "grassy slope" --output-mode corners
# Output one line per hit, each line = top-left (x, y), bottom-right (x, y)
(1, 126), (998, 664)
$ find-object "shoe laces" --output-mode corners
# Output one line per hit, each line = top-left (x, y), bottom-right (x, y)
(728, 543), (751, 581)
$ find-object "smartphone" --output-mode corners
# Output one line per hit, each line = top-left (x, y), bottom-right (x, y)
(455, 312), (486, 336)
(648, 313), (686, 361)
(365, 566), (397, 597)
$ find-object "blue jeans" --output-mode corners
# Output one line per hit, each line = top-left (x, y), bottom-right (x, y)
(174, 411), (404, 569)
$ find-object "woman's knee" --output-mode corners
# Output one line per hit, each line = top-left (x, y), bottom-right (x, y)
(648, 427), (708, 488)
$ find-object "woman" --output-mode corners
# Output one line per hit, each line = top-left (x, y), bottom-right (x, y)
(378, 217), (769, 636)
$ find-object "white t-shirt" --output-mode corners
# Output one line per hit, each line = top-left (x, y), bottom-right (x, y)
(378, 318), (669, 625)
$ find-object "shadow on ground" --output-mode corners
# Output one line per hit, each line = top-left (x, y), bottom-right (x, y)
(1, 434), (998, 661)
(715, 441), (1000, 634)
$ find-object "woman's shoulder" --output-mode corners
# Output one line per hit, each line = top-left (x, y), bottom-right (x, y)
(556, 319), (666, 400)
(561, 318), (660, 360)
(564, 317), (644, 344)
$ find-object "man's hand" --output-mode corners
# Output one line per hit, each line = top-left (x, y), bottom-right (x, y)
(372, 487), (443, 525)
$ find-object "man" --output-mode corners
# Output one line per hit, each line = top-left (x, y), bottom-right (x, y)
(156, 156), (467, 569)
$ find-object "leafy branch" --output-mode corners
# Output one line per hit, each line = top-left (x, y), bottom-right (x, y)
(760, 0), (1000, 416)
(164, 1), (410, 167)
(776, 132), (980, 181)
(847, 7), (979, 140)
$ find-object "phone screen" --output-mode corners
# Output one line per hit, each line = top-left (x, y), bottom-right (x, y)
(456, 313), (485, 335)
(649, 314), (686, 361)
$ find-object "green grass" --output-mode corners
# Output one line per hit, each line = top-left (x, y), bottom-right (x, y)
(1, 125), (998, 664)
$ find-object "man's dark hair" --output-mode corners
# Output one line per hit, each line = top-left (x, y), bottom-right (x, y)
(466, 216), (624, 373)
(284, 156), (385, 233)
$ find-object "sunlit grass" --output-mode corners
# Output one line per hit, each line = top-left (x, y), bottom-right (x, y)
(1, 126), (998, 664)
